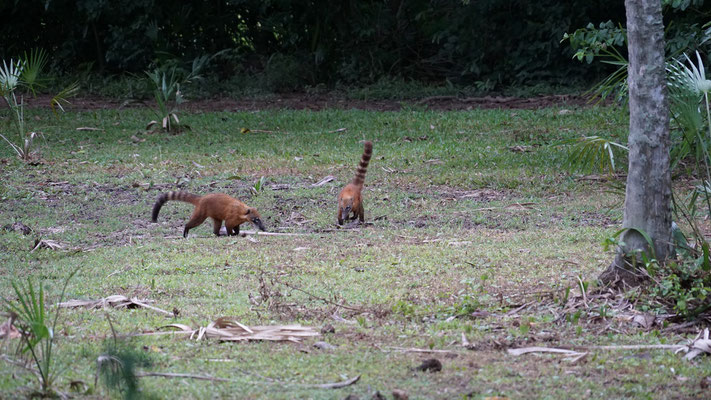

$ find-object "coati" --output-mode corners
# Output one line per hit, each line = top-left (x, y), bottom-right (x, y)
(151, 191), (265, 238)
(337, 141), (373, 225)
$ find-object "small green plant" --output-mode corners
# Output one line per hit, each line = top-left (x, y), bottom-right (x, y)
(446, 277), (491, 317)
(97, 340), (153, 400)
(0, 49), (78, 161)
(645, 258), (710, 318)
(145, 55), (211, 133)
(0, 58), (33, 161)
(1, 268), (78, 396)
(392, 299), (417, 319)
(251, 176), (267, 195)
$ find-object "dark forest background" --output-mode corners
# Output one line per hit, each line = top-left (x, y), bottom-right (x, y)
(1, 0), (710, 92)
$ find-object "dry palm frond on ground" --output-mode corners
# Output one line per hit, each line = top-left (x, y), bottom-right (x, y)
(162, 317), (319, 343)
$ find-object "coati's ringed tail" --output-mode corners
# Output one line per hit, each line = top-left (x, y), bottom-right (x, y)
(152, 191), (201, 222)
(351, 140), (373, 186)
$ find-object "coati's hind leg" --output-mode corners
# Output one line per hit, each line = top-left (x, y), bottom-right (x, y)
(183, 214), (207, 238)
(357, 202), (364, 223)
(212, 218), (223, 236)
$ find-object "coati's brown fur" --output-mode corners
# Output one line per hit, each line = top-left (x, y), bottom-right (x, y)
(337, 141), (373, 225)
(151, 191), (265, 238)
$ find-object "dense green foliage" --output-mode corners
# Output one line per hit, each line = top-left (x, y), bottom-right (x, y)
(4, 1), (711, 91)
(0, 0), (632, 89)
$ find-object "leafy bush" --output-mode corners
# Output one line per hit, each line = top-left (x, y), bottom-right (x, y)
(646, 259), (710, 318)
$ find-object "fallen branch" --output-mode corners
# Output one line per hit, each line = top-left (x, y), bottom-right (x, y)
(507, 347), (586, 356)
(137, 372), (230, 382)
(568, 344), (683, 351)
(505, 301), (534, 316)
(511, 330), (711, 360)
(383, 346), (460, 355)
(302, 375), (360, 389)
(239, 230), (307, 237)
(234, 366), (360, 389)
(312, 175), (335, 187)
(138, 371), (359, 387)
(472, 202), (536, 212)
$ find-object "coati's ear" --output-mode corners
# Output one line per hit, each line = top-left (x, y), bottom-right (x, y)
(244, 207), (252, 215)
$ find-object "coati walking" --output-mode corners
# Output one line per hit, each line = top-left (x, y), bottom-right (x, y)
(152, 191), (265, 238)
(337, 141), (373, 225)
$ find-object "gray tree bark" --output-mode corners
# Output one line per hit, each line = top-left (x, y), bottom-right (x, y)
(599, 0), (672, 287)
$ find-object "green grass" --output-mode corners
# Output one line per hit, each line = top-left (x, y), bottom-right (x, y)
(1, 104), (708, 399)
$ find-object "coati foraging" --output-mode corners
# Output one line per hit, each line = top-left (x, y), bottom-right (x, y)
(337, 141), (373, 225)
(152, 191), (265, 238)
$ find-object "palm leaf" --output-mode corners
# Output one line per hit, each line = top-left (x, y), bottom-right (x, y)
(20, 48), (49, 95)
(50, 81), (79, 115)
(559, 136), (628, 175)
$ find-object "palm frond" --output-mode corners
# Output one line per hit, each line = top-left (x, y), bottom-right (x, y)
(559, 136), (628, 175)
(20, 48), (49, 95)
(50, 81), (79, 115)
(0, 59), (23, 95)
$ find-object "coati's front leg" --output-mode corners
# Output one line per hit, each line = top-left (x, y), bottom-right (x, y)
(225, 223), (240, 236)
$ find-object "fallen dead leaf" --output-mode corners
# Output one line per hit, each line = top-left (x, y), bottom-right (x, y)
(31, 239), (65, 252)
(507, 346), (587, 362)
(676, 328), (711, 360)
(632, 313), (656, 329)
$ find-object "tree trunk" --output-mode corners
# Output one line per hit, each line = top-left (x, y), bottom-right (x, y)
(599, 0), (672, 288)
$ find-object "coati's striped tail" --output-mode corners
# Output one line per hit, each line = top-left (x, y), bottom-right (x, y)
(151, 191), (202, 222)
(351, 141), (373, 186)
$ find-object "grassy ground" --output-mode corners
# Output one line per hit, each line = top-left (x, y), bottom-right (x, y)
(1, 104), (709, 399)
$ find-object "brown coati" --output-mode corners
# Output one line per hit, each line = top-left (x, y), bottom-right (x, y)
(337, 141), (373, 225)
(151, 191), (265, 238)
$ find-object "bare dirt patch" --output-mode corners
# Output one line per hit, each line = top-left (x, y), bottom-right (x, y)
(25, 93), (594, 112)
